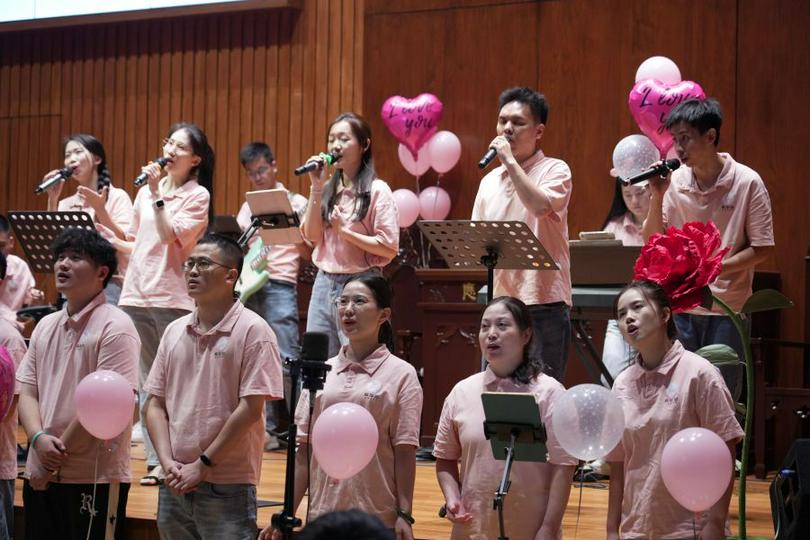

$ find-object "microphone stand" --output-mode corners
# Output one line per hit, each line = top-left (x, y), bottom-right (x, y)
(271, 354), (331, 539)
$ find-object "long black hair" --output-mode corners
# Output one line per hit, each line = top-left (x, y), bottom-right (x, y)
(167, 122), (215, 224)
(344, 273), (395, 353)
(601, 177), (631, 230)
(613, 279), (678, 339)
(483, 296), (541, 384)
(320, 112), (375, 224)
(63, 134), (111, 194)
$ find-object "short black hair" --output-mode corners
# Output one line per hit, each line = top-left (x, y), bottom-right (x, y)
(196, 233), (244, 276)
(498, 87), (549, 125)
(239, 142), (274, 166)
(297, 510), (393, 540)
(51, 228), (118, 288)
(0, 214), (9, 234)
(0, 252), (6, 280)
(665, 98), (723, 147)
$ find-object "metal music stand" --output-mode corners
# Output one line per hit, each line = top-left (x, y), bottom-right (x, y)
(7, 211), (96, 272)
(417, 220), (558, 305)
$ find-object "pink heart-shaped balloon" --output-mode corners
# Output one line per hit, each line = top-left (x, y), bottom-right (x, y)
(628, 79), (706, 156)
(381, 93), (443, 159)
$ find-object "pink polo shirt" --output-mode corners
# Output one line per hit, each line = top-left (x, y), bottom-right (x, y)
(58, 186), (134, 285)
(662, 153), (774, 313)
(604, 213), (644, 246)
(0, 317), (26, 480)
(236, 184), (308, 285)
(144, 300), (283, 485)
(305, 179), (399, 274)
(16, 292), (140, 483)
(295, 344), (422, 527)
(471, 150), (573, 306)
(0, 254), (36, 329)
(433, 368), (577, 539)
(119, 181), (209, 311)
(607, 340), (743, 539)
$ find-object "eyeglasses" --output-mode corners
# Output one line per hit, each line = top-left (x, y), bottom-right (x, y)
(162, 138), (191, 154)
(182, 257), (235, 272)
(246, 166), (271, 179)
(334, 295), (372, 309)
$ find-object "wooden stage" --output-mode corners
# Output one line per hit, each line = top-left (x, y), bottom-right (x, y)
(12, 439), (778, 539)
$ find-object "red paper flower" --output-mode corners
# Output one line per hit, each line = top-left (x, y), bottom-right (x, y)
(633, 221), (729, 313)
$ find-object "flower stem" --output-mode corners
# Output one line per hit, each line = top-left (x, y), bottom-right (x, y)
(711, 294), (751, 540)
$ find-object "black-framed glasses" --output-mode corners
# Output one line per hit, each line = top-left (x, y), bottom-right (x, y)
(182, 257), (235, 272)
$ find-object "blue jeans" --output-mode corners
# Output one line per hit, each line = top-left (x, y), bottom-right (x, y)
(246, 279), (300, 432)
(675, 313), (746, 401)
(528, 302), (571, 383)
(306, 269), (380, 358)
(602, 319), (636, 385)
(157, 483), (257, 540)
(105, 280), (122, 306)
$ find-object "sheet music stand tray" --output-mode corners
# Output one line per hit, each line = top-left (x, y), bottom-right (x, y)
(7, 211), (96, 273)
(482, 392), (548, 540)
(417, 220), (557, 304)
(237, 189), (302, 249)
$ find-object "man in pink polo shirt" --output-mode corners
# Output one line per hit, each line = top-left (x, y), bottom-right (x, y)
(0, 215), (44, 331)
(0, 251), (27, 539)
(144, 234), (283, 539)
(472, 87), (573, 382)
(237, 141), (309, 450)
(644, 98), (775, 399)
(17, 228), (140, 540)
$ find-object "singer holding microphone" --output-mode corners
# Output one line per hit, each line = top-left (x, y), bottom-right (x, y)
(642, 98), (775, 400)
(116, 122), (214, 485)
(40, 134), (134, 304)
(299, 112), (399, 357)
(472, 87), (573, 383)
(259, 275), (422, 540)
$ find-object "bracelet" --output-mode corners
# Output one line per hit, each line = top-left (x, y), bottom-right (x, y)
(30, 431), (46, 447)
(199, 453), (214, 467)
(396, 507), (415, 525)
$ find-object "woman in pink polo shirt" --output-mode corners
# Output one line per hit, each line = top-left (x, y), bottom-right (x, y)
(117, 122), (214, 483)
(434, 296), (576, 539)
(300, 112), (399, 357)
(601, 179), (651, 382)
(606, 280), (743, 540)
(40, 134), (134, 305)
(260, 274), (422, 540)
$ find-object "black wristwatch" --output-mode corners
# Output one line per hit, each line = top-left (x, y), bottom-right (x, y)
(154, 199), (165, 210)
(199, 453), (214, 467)
(396, 507), (415, 525)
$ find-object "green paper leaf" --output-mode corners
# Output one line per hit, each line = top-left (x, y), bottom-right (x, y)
(701, 285), (714, 310)
(735, 402), (747, 416)
(695, 344), (742, 366)
(741, 289), (793, 314)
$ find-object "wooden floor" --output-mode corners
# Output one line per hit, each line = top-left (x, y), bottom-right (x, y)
(14, 440), (777, 539)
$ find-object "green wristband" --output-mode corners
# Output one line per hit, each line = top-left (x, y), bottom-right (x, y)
(30, 431), (45, 447)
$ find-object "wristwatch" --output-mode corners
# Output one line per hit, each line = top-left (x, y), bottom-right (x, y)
(153, 199), (165, 210)
(199, 453), (214, 467)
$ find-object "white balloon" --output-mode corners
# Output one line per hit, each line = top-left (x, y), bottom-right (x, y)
(612, 135), (660, 182)
(550, 384), (625, 461)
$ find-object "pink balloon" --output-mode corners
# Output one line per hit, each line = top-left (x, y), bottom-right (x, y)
(381, 93), (443, 158)
(312, 402), (378, 480)
(419, 186), (451, 220)
(628, 79), (705, 156)
(392, 189), (420, 228)
(427, 130), (462, 174)
(635, 56), (682, 85)
(660, 427), (733, 512)
(0, 346), (15, 420)
(397, 143), (431, 177)
(74, 370), (134, 440)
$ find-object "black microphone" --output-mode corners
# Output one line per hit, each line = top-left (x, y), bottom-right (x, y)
(34, 167), (74, 194)
(625, 159), (681, 185)
(293, 150), (340, 176)
(298, 332), (331, 405)
(134, 157), (169, 187)
(478, 148), (497, 169)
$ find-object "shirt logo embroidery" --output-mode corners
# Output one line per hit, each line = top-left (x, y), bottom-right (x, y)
(363, 380), (382, 399)
(664, 383), (679, 404)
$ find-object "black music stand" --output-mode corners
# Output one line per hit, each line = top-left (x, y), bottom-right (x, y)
(482, 392), (548, 540)
(417, 220), (557, 304)
(237, 189), (302, 249)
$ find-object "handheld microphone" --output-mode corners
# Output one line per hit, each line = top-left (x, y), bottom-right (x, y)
(134, 157), (169, 187)
(478, 148), (497, 169)
(293, 150), (340, 176)
(625, 159), (681, 185)
(34, 167), (74, 194)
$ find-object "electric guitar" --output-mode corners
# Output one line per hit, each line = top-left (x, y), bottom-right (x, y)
(236, 239), (272, 303)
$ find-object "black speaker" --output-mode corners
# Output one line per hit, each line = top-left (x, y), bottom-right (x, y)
(771, 439), (810, 539)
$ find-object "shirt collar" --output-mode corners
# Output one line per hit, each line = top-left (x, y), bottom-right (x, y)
(677, 153), (735, 195)
(61, 290), (107, 329)
(482, 366), (531, 390)
(335, 344), (391, 375)
(636, 339), (684, 376)
(498, 149), (545, 180)
(187, 300), (242, 337)
(162, 179), (200, 200)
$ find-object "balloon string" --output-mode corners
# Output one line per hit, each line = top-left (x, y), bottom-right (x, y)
(574, 461), (585, 540)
